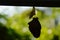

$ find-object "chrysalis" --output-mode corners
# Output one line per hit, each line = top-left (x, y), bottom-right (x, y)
(28, 17), (41, 38)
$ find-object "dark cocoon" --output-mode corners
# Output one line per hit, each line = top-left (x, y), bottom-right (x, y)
(28, 17), (41, 38)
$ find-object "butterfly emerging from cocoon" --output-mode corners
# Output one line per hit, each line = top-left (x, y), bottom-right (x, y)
(28, 6), (41, 38)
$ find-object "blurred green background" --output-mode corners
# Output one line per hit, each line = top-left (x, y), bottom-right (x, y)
(0, 6), (60, 40)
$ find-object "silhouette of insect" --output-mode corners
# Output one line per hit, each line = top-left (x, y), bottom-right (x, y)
(28, 17), (41, 38)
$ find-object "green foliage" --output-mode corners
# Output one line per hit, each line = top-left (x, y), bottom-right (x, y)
(1, 8), (60, 40)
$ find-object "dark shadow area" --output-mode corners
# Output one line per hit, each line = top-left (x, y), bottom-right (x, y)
(52, 35), (59, 40)
(0, 23), (22, 40)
